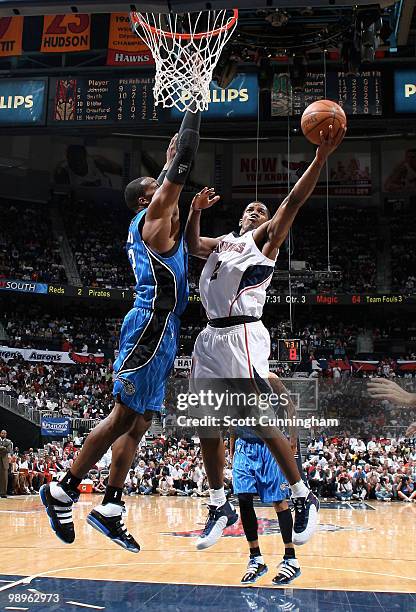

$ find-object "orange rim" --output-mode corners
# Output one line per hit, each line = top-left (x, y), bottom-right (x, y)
(130, 9), (238, 41)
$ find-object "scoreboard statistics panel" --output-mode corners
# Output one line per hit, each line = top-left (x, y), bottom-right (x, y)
(271, 71), (382, 116)
(277, 339), (301, 363)
(48, 76), (165, 125)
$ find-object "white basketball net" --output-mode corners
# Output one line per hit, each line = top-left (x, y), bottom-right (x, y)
(130, 10), (238, 113)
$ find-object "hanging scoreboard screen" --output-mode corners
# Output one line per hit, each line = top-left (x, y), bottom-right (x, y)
(277, 339), (301, 363)
(271, 71), (382, 116)
(48, 76), (165, 125)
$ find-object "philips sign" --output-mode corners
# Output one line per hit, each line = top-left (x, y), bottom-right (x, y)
(394, 71), (416, 113)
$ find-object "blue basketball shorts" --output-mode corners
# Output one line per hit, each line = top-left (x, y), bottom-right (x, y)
(233, 438), (290, 503)
(112, 307), (180, 414)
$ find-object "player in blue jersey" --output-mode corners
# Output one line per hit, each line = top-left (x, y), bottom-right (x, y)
(231, 373), (301, 586)
(40, 108), (202, 551)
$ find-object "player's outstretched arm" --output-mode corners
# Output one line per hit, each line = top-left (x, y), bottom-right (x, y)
(253, 124), (346, 260)
(185, 187), (224, 259)
(142, 110), (201, 252)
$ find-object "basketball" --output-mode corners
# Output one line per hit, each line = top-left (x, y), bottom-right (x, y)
(301, 99), (347, 145)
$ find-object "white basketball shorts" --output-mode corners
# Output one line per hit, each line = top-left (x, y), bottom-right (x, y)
(191, 320), (270, 381)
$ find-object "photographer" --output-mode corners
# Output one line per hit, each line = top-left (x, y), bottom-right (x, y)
(335, 473), (353, 501)
(397, 475), (416, 502)
(375, 477), (393, 501)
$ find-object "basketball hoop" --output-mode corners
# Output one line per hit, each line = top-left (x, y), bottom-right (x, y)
(130, 10), (238, 113)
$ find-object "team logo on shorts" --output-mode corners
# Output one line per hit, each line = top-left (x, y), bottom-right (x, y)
(280, 482), (289, 492)
(117, 377), (136, 396)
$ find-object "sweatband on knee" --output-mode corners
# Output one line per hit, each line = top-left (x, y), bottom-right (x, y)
(166, 111), (201, 185)
(277, 507), (293, 545)
(238, 493), (258, 542)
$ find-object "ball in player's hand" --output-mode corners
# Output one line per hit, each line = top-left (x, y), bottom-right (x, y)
(301, 99), (347, 145)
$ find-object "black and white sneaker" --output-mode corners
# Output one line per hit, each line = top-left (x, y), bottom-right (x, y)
(272, 558), (301, 585)
(86, 502), (140, 553)
(291, 490), (320, 545)
(241, 557), (268, 584)
(195, 501), (238, 550)
(39, 482), (79, 544)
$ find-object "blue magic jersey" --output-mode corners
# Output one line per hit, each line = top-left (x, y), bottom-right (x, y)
(126, 209), (189, 316)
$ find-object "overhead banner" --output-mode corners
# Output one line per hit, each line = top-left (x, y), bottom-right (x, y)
(107, 13), (153, 66)
(41, 14), (91, 53)
(0, 346), (105, 364)
(394, 70), (416, 113)
(381, 139), (416, 193)
(171, 73), (258, 120)
(41, 417), (72, 437)
(232, 141), (372, 197)
(0, 16), (23, 57)
(0, 79), (47, 126)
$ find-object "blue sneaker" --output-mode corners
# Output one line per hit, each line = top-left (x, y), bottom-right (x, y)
(39, 482), (78, 544)
(241, 557), (268, 584)
(196, 501), (238, 550)
(272, 558), (301, 585)
(292, 490), (320, 545)
(86, 502), (140, 553)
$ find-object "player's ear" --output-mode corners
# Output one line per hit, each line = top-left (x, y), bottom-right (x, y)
(238, 218), (243, 227)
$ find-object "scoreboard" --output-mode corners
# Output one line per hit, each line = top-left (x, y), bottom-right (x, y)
(277, 339), (301, 363)
(271, 71), (382, 116)
(49, 76), (166, 125)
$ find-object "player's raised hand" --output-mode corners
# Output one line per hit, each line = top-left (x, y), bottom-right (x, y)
(316, 124), (346, 165)
(191, 187), (221, 211)
(166, 133), (178, 164)
(367, 378), (416, 407)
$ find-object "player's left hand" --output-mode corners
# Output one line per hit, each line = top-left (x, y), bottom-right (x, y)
(367, 377), (416, 407)
(406, 421), (416, 437)
(316, 124), (346, 165)
(166, 133), (178, 164)
(191, 187), (221, 211)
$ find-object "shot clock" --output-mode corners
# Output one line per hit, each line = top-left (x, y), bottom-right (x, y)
(277, 339), (301, 363)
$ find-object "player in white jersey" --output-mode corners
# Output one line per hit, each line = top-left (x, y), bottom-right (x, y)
(185, 124), (346, 550)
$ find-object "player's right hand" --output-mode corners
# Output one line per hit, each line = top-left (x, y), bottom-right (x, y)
(191, 187), (221, 211)
(166, 133), (178, 164)
(367, 378), (416, 407)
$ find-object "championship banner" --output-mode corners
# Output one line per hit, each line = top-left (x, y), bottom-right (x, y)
(0, 16), (23, 57)
(41, 14), (90, 53)
(0, 346), (104, 364)
(107, 13), (153, 66)
(41, 417), (72, 437)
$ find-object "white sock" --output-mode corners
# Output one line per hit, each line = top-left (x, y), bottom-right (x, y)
(94, 502), (123, 517)
(209, 487), (226, 507)
(290, 480), (309, 498)
(50, 481), (73, 503)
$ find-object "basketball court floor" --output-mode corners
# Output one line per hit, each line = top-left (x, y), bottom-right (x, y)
(0, 495), (415, 611)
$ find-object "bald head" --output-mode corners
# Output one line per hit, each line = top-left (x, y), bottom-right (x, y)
(124, 177), (159, 212)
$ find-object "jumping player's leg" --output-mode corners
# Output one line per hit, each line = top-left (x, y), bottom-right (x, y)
(238, 493), (268, 584)
(195, 428), (238, 550)
(39, 400), (137, 544)
(86, 411), (154, 553)
(272, 500), (301, 585)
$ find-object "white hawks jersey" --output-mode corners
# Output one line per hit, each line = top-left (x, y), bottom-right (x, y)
(199, 230), (277, 320)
